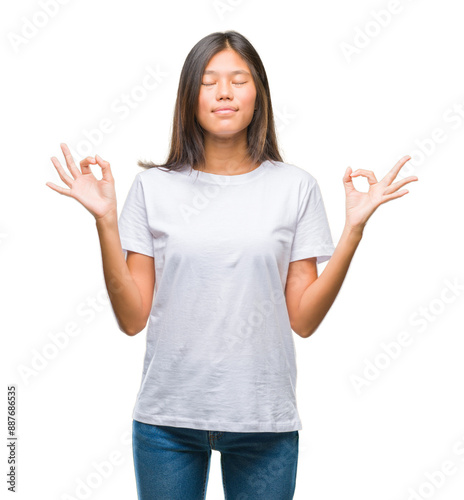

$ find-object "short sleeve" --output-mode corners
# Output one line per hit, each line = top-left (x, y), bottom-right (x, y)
(289, 178), (335, 264)
(118, 172), (154, 258)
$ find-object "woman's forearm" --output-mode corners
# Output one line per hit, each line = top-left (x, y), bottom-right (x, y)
(298, 224), (363, 338)
(95, 211), (145, 336)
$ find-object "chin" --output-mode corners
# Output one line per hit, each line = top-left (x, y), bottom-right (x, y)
(210, 126), (249, 137)
(206, 120), (253, 135)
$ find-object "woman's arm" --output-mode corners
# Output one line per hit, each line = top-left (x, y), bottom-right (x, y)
(96, 212), (155, 336)
(47, 143), (154, 337)
(286, 155), (418, 338)
(286, 224), (362, 338)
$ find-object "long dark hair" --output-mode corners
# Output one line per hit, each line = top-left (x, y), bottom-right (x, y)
(137, 30), (283, 172)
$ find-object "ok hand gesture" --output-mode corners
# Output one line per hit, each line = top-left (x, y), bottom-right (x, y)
(343, 155), (418, 232)
(46, 143), (117, 221)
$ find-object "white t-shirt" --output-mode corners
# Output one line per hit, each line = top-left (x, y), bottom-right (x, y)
(117, 159), (336, 432)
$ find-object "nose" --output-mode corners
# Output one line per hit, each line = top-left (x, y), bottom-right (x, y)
(216, 80), (234, 101)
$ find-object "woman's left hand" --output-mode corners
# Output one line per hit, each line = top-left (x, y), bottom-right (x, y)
(343, 155), (418, 233)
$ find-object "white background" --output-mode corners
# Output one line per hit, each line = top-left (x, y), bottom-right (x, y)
(2, 0), (464, 499)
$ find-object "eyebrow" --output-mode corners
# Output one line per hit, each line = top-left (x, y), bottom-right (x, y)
(203, 69), (251, 76)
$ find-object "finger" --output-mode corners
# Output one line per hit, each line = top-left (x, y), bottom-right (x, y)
(343, 166), (357, 194)
(60, 143), (82, 180)
(80, 156), (96, 175)
(382, 188), (409, 204)
(380, 155), (411, 186)
(94, 154), (114, 182)
(51, 156), (74, 187)
(349, 169), (378, 185)
(384, 175), (419, 195)
(45, 181), (73, 197)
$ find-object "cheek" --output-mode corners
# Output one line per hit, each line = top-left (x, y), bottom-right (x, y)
(197, 92), (209, 116)
(242, 87), (257, 107)
(242, 94), (256, 114)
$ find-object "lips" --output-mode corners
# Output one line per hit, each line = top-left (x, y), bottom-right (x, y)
(213, 107), (237, 112)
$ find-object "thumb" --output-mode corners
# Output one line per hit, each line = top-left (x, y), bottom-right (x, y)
(343, 166), (356, 194)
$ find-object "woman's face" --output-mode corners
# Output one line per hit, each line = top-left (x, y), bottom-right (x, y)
(196, 49), (257, 137)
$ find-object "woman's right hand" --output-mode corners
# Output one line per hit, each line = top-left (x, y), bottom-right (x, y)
(46, 143), (117, 221)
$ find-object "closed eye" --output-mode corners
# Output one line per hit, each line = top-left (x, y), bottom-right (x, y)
(201, 82), (247, 86)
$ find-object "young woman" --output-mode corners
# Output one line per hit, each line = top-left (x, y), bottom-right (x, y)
(46, 30), (418, 500)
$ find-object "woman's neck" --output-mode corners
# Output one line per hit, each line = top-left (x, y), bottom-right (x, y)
(196, 130), (257, 175)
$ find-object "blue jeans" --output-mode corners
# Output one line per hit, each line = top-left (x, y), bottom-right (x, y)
(132, 419), (299, 499)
